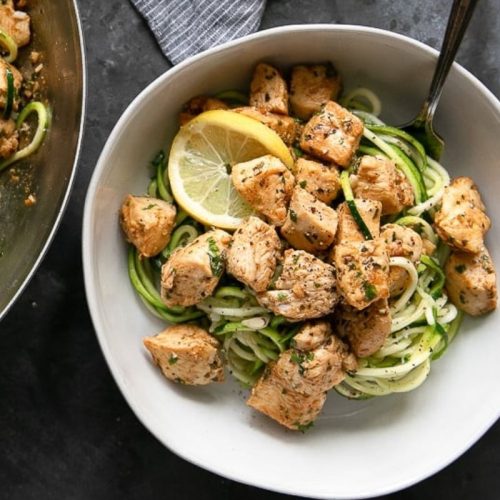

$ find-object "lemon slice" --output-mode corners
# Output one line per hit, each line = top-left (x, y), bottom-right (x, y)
(168, 110), (294, 229)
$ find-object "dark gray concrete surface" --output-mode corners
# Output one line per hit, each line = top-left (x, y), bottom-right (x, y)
(0, 0), (499, 498)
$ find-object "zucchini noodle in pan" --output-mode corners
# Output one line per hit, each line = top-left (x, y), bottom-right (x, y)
(119, 61), (497, 431)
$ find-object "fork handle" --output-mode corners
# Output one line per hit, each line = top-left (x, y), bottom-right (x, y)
(419, 0), (478, 124)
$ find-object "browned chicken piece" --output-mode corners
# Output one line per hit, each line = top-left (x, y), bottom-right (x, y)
(444, 247), (497, 316)
(335, 299), (391, 357)
(381, 224), (423, 296)
(120, 195), (176, 258)
(295, 157), (341, 204)
(281, 186), (338, 254)
(234, 106), (298, 145)
(0, 118), (18, 159)
(0, 4), (30, 47)
(231, 154), (294, 226)
(434, 177), (491, 254)
(226, 216), (281, 292)
(292, 320), (331, 351)
(161, 230), (231, 307)
(143, 325), (224, 385)
(247, 322), (355, 429)
(179, 95), (229, 125)
(289, 63), (342, 120)
(300, 101), (363, 167)
(332, 238), (390, 310)
(336, 199), (382, 244)
(0, 58), (22, 111)
(257, 249), (338, 321)
(422, 238), (437, 256)
(249, 62), (289, 115)
(351, 155), (414, 215)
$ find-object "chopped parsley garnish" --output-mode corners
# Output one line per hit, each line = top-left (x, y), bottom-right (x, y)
(290, 350), (314, 375)
(293, 146), (303, 158)
(295, 421), (314, 433)
(362, 281), (378, 301)
(207, 237), (224, 277)
(455, 264), (466, 274)
(142, 203), (157, 210)
(299, 180), (307, 189)
(289, 209), (298, 222)
(168, 354), (178, 365)
(277, 292), (288, 301)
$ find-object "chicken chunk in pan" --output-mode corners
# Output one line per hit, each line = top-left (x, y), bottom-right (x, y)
(335, 299), (391, 357)
(281, 186), (338, 254)
(434, 177), (490, 254)
(292, 320), (331, 351)
(234, 106), (299, 145)
(144, 325), (224, 385)
(257, 249), (338, 321)
(249, 62), (289, 115)
(332, 238), (390, 310)
(247, 322), (355, 429)
(336, 199), (382, 244)
(0, 118), (18, 159)
(295, 157), (341, 204)
(0, 58), (22, 111)
(226, 216), (282, 292)
(444, 247), (497, 316)
(161, 229), (231, 307)
(381, 224), (423, 297)
(300, 101), (363, 167)
(351, 155), (414, 215)
(289, 63), (342, 121)
(179, 95), (228, 125)
(0, 3), (31, 47)
(120, 195), (177, 258)
(231, 154), (294, 226)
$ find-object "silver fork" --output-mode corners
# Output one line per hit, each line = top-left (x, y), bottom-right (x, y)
(400, 0), (478, 160)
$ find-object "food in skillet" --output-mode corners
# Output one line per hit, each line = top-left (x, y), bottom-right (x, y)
(119, 61), (497, 431)
(0, 1), (48, 177)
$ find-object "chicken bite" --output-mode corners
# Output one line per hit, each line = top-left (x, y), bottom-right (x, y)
(351, 155), (414, 215)
(281, 186), (338, 254)
(143, 325), (224, 385)
(336, 199), (382, 244)
(444, 247), (497, 316)
(381, 224), (423, 296)
(434, 177), (490, 254)
(161, 229), (231, 307)
(120, 195), (177, 258)
(258, 249), (338, 321)
(300, 101), (363, 167)
(0, 118), (18, 159)
(0, 4), (30, 47)
(234, 106), (298, 145)
(0, 58), (22, 111)
(289, 63), (342, 120)
(335, 299), (391, 357)
(249, 62), (289, 115)
(247, 322), (355, 429)
(179, 95), (229, 125)
(295, 157), (341, 204)
(231, 154), (294, 226)
(292, 320), (333, 351)
(226, 216), (281, 292)
(332, 238), (390, 310)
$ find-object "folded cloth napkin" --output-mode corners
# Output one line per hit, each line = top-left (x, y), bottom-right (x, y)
(130, 0), (266, 65)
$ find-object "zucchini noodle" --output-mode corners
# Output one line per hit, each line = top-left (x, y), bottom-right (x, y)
(0, 29), (17, 63)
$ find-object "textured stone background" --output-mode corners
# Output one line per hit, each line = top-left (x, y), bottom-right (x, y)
(0, 0), (499, 498)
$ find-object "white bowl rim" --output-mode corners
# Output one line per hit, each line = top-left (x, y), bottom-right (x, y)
(83, 24), (500, 499)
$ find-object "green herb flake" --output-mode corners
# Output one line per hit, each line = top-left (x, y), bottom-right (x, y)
(289, 209), (298, 223)
(207, 237), (224, 277)
(299, 180), (307, 189)
(142, 203), (157, 210)
(295, 421), (314, 433)
(293, 146), (303, 158)
(455, 264), (466, 274)
(168, 354), (178, 365)
(277, 292), (288, 301)
(362, 281), (378, 301)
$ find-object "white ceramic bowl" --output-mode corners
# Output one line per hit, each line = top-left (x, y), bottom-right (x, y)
(83, 25), (500, 499)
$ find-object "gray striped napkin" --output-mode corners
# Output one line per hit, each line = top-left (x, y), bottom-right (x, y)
(130, 0), (267, 65)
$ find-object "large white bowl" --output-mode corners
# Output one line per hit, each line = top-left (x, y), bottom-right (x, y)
(83, 25), (500, 499)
